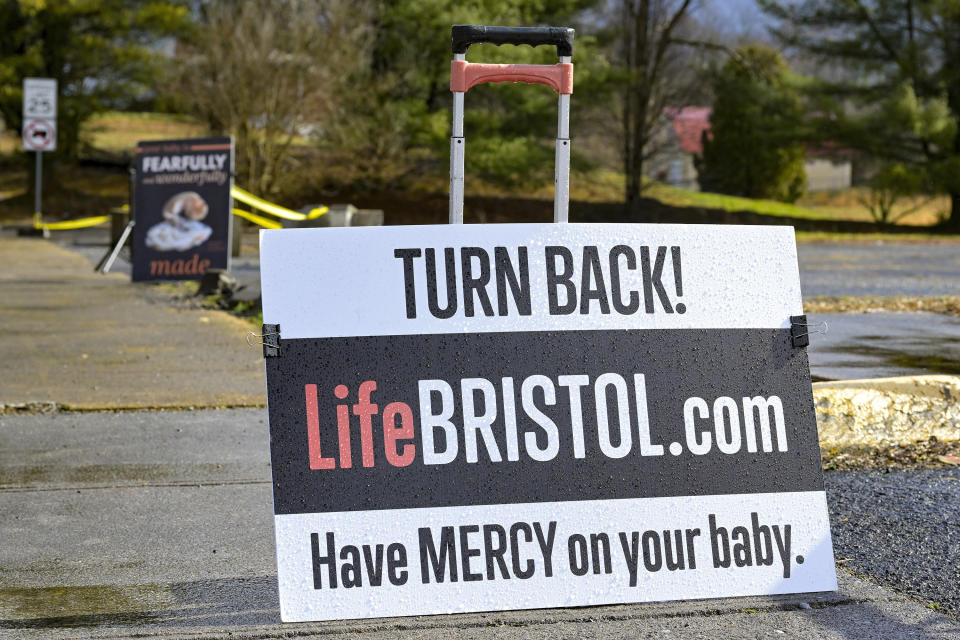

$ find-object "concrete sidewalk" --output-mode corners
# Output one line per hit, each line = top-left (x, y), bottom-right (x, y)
(2, 409), (957, 639)
(0, 237), (265, 409)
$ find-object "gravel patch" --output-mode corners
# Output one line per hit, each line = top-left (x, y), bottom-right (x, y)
(826, 468), (960, 617)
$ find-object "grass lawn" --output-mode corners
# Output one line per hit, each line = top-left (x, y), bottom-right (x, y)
(83, 111), (206, 154)
(795, 231), (960, 243)
(507, 168), (942, 225)
(649, 182), (832, 220)
(648, 183), (944, 226)
(645, 181), (947, 226)
(1, 111), (205, 160)
(464, 168), (835, 220)
(799, 188), (947, 226)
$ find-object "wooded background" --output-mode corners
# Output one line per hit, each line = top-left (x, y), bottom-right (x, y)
(3, 0), (960, 228)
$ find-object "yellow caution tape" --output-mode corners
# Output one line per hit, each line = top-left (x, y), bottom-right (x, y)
(31, 189), (322, 232)
(306, 205), (330, 219)
(231, 186), (309, 221)
(232, 208), (283, 229)
(35, 215), (111, 231)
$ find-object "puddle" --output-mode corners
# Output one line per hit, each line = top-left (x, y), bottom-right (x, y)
(808, 313), (960, 379)
(0, 577), (279, 630)
(0, 463), (239, 488)
(0, 584), (172, 629)
(825, 344), (960, 376)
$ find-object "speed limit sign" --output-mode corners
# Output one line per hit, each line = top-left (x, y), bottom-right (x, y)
(23, 78), (57, 120)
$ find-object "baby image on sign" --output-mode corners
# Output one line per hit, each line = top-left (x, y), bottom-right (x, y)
(145, 191), (213, 252)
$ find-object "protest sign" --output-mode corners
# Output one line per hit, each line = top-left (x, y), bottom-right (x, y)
(132, 137), (233, 281)
(259, 223), (836, 622)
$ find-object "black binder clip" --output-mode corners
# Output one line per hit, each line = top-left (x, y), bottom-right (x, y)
(247, 324), (281, 357)
(790, 315), (827, 348)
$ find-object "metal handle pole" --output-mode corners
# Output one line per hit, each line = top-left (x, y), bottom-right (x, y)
(554, 55), (571, 223)
(449, 29), (573, 225)
(450, 54), (466, 224)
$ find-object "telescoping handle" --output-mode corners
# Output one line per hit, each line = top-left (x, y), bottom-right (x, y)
(449, 25), (574, 225)
(451, 25), (574, 56)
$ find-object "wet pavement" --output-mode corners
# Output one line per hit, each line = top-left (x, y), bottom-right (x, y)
(2, 408), (958, 639)
(808, 312), (960, 381)
(0, 236), (265, 409)
(798, 241), (960, 297)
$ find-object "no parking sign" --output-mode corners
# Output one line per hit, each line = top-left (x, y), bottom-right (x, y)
(22, 119), (56, 151)
(259, 223), (836, 622)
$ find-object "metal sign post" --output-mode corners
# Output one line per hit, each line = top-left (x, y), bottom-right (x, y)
(23, 78), (58, 227)
(34, 150), (42, 226)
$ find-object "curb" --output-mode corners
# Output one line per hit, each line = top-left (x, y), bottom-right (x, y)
(813, 375), (960, 448)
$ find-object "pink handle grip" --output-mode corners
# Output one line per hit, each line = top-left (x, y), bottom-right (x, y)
(451, 61), (573, 94)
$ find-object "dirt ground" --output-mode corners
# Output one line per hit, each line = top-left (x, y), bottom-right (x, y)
(822, 437), (960, 471)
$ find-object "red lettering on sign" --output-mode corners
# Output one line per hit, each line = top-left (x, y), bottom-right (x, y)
(335, 384), (352, 468)
(384, 402), (416, 466)
(308, 381), (418, 470)
(354, 381), (379, 468)
(148, 254), (212, 278)
(305, 384), (336, 470)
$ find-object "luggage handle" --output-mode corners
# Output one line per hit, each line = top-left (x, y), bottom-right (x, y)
(452, 25), (574, 57)
(451, 61), (572, 94)
(449, 25), (574, 226)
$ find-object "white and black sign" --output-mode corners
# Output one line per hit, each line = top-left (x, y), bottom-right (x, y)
(23, 78), (57, 120)
(259, 223), (836, 622)
(22, 119), (56, 152)
(131, 137), (233, 281)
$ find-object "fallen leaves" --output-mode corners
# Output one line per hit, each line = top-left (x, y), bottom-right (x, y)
(823, 436), (960, 471)
(804, 295), (960, 315)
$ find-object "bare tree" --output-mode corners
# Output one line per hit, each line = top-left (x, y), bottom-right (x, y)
(176, 0), (369, 197)
(607, 0), (702, 208)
